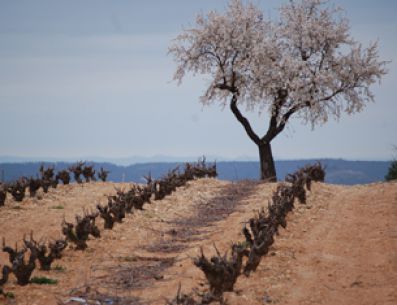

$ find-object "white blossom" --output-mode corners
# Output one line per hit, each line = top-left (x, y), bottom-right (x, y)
(169, 0), (388, 132)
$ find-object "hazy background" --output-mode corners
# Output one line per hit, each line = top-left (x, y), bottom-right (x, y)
(0, 0), (396, 163)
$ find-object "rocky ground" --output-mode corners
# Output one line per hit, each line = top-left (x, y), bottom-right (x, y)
(0, 178), (396, 305)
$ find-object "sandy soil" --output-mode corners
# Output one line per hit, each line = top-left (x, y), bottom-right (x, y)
(0, 179), (396, 305)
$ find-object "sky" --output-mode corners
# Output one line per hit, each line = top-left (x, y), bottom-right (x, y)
(0, 0), (396, 162)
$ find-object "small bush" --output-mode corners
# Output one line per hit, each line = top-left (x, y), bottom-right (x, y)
(30, 276), (58, 285)
(28, 178), (42, 197)
(50, 205), (64, 210)
(97, 167), (110, 182)
(0, 289), (15, 299)
(385, 160), (397, 181)
(7, 178), (27, 202)
(56, 170), (71, 185)
(82, 165), (96, 182)
(68, 161), (84, 184)
(2, 238), (36, 285)
(52, 265), (66, 272)
(39, 165), (58, 190)
(62, 211), (100, 250)
(194, 244), (246, 301)
(23, 233), (67, 270)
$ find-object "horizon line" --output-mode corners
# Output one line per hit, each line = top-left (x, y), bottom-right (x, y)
(0, 156), (391, 166)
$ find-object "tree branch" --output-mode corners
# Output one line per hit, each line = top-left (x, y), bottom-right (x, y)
(320, 87), (345, 102)
(265, 103), (303, 142)
(263, 102), (281, 143)
(270, 85), (346, 138)
(268, 83), (349, 140)
(215, 83), (236, 92)
(230, 95), (260, 145)
(263, 90), (288, 143)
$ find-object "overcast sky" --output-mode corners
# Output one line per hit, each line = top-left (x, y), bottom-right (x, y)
(0, 0), (396, 162)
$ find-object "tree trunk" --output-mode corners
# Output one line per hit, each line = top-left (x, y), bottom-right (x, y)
(229, 94), (279, 181)
(259, 142), (277, 182)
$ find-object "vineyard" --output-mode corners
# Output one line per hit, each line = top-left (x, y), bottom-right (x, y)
(0, 163), (396, 305)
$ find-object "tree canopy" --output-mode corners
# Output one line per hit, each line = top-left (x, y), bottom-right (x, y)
(169, 0), (388, 180)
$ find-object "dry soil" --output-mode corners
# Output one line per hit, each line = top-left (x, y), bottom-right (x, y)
(0, 179), (396, 305)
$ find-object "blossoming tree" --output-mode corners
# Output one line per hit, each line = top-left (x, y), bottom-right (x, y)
(169, 0), (387, 181)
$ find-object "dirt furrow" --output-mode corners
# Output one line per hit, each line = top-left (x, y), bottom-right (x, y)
(87, 180), (268, 305)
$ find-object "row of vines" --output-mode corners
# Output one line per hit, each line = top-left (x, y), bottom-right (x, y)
(1, 161), (324, 304)
(0, 162), (109, 207)
(0, 159), (217, 298)
(167, 163), (325, 305)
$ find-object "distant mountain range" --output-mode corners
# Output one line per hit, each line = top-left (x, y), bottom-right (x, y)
(0, 159), (391, 185)
(0, 155), (250, 166)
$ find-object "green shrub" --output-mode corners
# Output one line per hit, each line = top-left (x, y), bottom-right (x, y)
(5, 292), (15, 298)
(385, 160), (397, 181)
(30, 276), (58, 285)
(50, 205), (64, 210)
(52, 265), (66, 272)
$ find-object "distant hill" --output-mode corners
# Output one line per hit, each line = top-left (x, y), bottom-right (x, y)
(0, 159), (390, 185)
